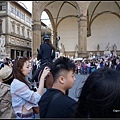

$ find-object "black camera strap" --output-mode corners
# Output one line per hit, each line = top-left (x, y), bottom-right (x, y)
(45, 92), (63, 117)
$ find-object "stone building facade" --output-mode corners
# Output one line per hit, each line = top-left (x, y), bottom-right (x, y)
(32, 1), (120, 58)
(0, 1), (51, 60)
(0, 1), (32, 59)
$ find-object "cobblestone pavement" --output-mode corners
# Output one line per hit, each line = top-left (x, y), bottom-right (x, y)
(68, 74), (89, 101)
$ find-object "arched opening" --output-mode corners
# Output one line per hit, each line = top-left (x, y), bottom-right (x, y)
(87, 1), (120, 55)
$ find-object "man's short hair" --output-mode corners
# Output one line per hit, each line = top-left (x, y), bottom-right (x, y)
(51, 57), (75, 81)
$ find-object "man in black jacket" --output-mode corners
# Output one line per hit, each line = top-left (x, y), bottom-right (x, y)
(39, 57), (77, 118)
(116, 58), (120, 71)
(37, 35), (55, 65)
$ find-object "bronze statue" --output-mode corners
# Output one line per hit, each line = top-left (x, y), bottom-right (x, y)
(56, 36), (60, 51)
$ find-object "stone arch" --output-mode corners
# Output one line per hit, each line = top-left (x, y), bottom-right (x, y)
(43, 9), (55, 44)
(32, 1), (52, 58)
(90, 11), (120, 29)
(32, 1), (80, 56)
(87, 1), (120, 54)
(33, 1), (91, 58)
(87, 1), (120, 37)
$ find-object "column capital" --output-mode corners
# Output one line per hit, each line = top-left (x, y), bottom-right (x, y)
(80, 15), (87, 21)
(32, 24), (41, 31)
(77, 14), (87, 22)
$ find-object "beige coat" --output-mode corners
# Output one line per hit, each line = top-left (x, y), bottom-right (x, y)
(0, 82), (16, 118)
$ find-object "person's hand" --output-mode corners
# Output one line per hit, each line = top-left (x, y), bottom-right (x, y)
(37, 66), (51, 95)
(40, 66), (50, 81)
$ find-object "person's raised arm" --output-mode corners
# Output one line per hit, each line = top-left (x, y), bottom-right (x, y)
(37, 66), (50, 95)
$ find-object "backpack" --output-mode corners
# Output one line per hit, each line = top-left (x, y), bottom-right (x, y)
(0, 82), (16, 118)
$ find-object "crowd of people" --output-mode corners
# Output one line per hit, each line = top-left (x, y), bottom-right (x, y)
(0, 34), (120, 119)
(75, 54), (120, 74)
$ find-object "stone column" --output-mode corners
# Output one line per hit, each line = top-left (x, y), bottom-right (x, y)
(6, 46), (10, 58)
(19, 50), (21, 56)
(32, 2), (42, 59)
(78, 16), (81, 55)
(14, 50), (16, 59)
(78, 15), (87, 57)
(53, 30), (57, 50)
(23, 51), (27, 57)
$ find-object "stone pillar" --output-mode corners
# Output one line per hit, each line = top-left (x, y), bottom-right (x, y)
(14, 50), (16, 59)
(23, 51), (27, 57)
(32, 23), (41, 58)
(78, 16), (81, 55)
(78, 15), (87, 57)
(53, 31), (57, 50)
(19, 50), (21, 56)
(32, 2), (42, 59)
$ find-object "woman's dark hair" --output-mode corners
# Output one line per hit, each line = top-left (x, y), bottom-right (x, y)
(13, 56), (30, 88)
(75, 68), (120, 118)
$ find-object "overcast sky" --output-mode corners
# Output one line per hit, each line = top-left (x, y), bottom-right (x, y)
(19, 1), (50, 25)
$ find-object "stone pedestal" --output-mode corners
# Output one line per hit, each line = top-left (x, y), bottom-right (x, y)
(75, 52), (78, 58)
(104, 51), (111, 56)
(55, 51), (60, 58)
(97, 51), (100, 57)
(113, 51), (117, 56)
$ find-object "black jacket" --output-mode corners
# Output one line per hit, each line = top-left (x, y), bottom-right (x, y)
(116, 63), (120, 71)
(39, 88), (77, 118)
(37, 43), (55, 65)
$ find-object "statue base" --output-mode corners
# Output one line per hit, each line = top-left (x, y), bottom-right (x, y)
(104, 51), (111, 56)
(97, 51), (100, 57)
(55, 51), (60, 58)
(113, 51), (117, 56)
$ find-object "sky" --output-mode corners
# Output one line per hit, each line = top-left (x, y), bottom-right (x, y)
(19, 1), (50, 26)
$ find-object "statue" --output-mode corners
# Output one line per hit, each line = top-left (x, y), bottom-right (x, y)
(105, 42), (110, 51)
(104, 42), (111, 56)
(97, 44), (100, 57)
(59, 43), (65, 56)
(113, 43), (117, 52)
(75, 45), (78, 58)
(113, 43), (117, 56)
(97, 44), (100, 51)
(56, 36), (60, 51)
(89, 52), (93, 59)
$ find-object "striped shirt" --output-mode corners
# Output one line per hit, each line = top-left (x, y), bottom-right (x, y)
(10, 78), (41, 114)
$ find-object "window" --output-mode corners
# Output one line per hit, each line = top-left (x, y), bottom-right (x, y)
(16, 9), (21, 18)
(0, 2), (6, 11)
(27, 29), (29, 38)
(21, 12), (25, 20)
(22, 27), (24, 36)
(10, 5), (15, 14)
(17, 26), (20, 35)
(0, 23), (2, 33)
(12, 24), (15, 33)
(26, 16), (29, 23)
(26, 16), (31, 24)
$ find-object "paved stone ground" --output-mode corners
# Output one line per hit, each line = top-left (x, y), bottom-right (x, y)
(68, 74), (89, 101)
